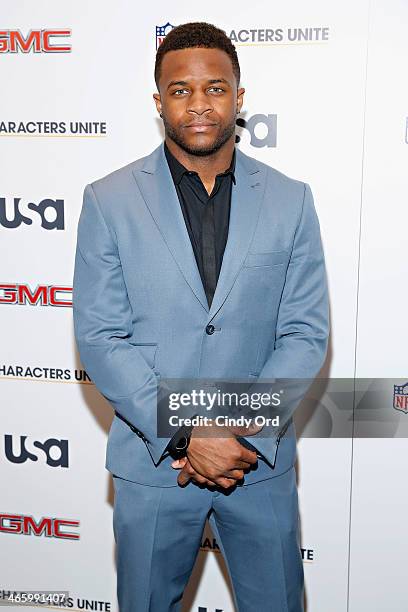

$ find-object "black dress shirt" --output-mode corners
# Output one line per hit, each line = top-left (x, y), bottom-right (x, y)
(164, 141), (236, 309)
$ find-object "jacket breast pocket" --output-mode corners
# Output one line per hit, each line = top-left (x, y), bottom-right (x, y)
(243, 250), (289, 268)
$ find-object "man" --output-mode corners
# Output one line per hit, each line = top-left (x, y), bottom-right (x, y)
(73, 21), (329, 612)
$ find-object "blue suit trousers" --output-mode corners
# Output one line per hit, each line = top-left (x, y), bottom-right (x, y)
(112, 467), (304, 612)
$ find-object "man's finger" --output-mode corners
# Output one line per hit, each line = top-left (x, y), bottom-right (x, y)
(171, 457), (188, 469)
(177, 463), (218, 487)
(238, 446), (258, 465)
(223, 468), (245, 480)
(177, 466), (192, 486)
(191, 472), (216, 486)
(184, 462), (217, 486)
(214, 476), (239, 489)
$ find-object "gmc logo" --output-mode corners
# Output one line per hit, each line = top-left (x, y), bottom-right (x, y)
(0, 29), (71, 53)
(0, 514), (79, 539)
(0, 284), (72, 307)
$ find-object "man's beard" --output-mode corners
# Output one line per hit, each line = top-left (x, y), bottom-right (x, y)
(162, 115), (236, 157)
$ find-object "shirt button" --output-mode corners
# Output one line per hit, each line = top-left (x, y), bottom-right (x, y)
(206, 324), (215, 335)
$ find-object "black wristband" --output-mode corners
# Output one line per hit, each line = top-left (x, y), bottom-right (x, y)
(170, 424), (194, 454)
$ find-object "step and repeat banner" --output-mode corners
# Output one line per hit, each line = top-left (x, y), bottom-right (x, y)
(1, 1), (407, 611)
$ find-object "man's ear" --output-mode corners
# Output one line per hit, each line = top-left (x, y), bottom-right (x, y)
(237, 87), (245, 113)
(153, 92), (162, 116)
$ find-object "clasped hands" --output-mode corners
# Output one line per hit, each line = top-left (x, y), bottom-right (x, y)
(171, 419), (262, 489)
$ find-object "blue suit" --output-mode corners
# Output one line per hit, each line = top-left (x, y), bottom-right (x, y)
(73, 142), (329, 611)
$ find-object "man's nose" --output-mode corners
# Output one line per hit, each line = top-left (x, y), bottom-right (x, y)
(187, 91), (213, 115)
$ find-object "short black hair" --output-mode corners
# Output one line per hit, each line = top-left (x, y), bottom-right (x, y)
(154, 22), (240, 90)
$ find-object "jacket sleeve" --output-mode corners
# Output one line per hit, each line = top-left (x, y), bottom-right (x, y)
(241, 182), (330, 466)
(73, 183), (171, 466)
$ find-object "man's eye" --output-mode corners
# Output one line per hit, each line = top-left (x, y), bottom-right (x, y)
(173, 89), (189, 95)
(208, 87), (224, 93)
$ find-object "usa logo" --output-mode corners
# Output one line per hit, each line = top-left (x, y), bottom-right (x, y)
(155, 22), (174, 49)
(393, 382), (408, 414)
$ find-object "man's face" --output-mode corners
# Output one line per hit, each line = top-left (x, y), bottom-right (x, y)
(153, 47), (245, 156)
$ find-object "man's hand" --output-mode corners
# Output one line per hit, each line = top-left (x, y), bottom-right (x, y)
(171, 456), (219, 487)
(226, 421), (264, 437)
(178, 422), (258, 488)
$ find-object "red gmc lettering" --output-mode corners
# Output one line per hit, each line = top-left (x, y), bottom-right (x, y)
(9, 30), (41, 53)
(23, 516), (53, 536)
(18, 285), (47, 305)
(42, 30), (71, 52)
(0, 29), (71, 53)
(54, 519), (80, 540)
(0, 514), (80, 539)
(0, 284), (72, 306)
(0, 514), (21, 533)
(49, 286), (72, 306)
(0, 284), (17, 304)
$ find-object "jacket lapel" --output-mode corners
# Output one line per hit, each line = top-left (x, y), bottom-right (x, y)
(208, 148), (265, 319)
(133, 142), (209, 312)
(132, 141), (266, 319)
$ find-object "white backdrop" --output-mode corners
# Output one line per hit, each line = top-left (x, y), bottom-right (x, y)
(1, 1), (407, 611)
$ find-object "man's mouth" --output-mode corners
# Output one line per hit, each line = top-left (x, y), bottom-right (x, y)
(184, 122), (217, 132)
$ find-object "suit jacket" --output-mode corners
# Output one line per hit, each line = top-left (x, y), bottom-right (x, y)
(72, 141), (330, 487)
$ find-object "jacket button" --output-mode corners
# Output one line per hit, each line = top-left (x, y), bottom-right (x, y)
(206, 324), (215, 335)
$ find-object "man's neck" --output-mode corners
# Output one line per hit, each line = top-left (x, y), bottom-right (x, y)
(164, 136), (235, 193)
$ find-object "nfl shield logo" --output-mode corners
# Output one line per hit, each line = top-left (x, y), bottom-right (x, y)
(156, 22), (175, 49)
(393, 382), (408, 414)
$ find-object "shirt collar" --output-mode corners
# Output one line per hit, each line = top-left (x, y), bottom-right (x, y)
(164, 140), (236, 186)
